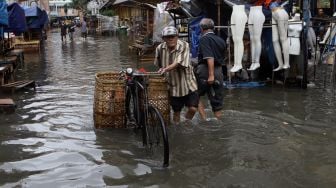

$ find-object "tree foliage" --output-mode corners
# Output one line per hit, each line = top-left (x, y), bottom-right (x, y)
(100, 9), (115, 17)
(69, 0), (90, 14)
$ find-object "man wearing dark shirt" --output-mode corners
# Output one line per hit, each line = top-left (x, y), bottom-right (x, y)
(60, 21), (67, 42)
(197, 18), (226, 120)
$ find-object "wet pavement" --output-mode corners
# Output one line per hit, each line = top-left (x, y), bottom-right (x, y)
(0, 30), (336, 187)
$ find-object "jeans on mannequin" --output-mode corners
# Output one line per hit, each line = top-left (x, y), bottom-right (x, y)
(248, 6), (265, 71)
(272, 7), (290, 71)
(230, 5), (248, 73)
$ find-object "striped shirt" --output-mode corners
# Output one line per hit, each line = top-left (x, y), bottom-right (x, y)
(154, 40), (198, 97)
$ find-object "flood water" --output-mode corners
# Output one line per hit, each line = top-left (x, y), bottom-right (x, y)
(0, 30), (336, 188)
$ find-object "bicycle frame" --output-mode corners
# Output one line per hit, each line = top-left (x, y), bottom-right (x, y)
(126, 72), (152, 143)
(122, 69), (170, 167)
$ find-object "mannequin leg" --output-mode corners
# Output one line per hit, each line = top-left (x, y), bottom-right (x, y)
(320, 26), (331, 44)
(320, 12), (336, 44)
(278, 19), (290, 69)
(248, 18), (256, 70)
(231, 13), (247, 72)
(276, 10), (289, 69)
(231, 23), (239, 72)
(248, 9), (265, 71)
(252, 15), (265, 70)
(307, 27), (316, 55)
(272, 17), (284, 71)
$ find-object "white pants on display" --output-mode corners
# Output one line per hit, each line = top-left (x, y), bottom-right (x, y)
(272, 8), (290, 71)
(248, 6), (265, 71)
(230, 5), (248, 73)
(307, 26), (317, 56)
(288, 14), (302, 55)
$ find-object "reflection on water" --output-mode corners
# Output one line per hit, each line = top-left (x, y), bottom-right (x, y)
(0, 31), (335, 187)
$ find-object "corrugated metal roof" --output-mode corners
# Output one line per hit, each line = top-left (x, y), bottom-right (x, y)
(112, 0), (156, 8)
(113, 0), (135, 5)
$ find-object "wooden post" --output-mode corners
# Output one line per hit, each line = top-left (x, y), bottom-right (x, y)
(302, 0), (308, 89)
(217, 0), (221, 34)
(147, 9), (150, 34)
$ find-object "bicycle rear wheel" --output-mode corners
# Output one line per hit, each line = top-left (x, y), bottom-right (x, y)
(145, 105), (169, 167)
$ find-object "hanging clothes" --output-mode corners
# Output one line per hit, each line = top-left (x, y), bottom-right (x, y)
(253, 0), (275, 9)
(5, 3), (27, 35)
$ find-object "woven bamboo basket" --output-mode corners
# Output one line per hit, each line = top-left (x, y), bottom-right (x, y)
(146, 76), (170, 126)
(93, 71), (126, 128)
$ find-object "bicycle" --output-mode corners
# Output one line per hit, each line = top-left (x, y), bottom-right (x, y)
(120, 68), (170, 167)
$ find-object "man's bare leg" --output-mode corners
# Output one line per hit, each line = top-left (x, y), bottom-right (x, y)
(198, 101), (206, 120)
(185, 106), (197, 120)
(173, 111), (181, 124)
(214, 110), (222, 119)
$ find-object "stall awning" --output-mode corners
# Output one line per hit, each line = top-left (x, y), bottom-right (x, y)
(23, 6), (48, 29)
(27, 9), (48, 29)
(0, 0), (8, 26)
(24, 6), (39, 17)
(4, 3), (27, 34)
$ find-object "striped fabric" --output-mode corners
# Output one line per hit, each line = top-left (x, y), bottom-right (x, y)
(154, 40), (198, 97)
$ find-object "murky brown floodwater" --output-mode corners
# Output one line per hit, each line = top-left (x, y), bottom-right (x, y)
(0, 30), (336, 188)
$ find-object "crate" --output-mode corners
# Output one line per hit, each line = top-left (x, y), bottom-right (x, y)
(93, 71), (125, 128)
(146, 76), (170, 126)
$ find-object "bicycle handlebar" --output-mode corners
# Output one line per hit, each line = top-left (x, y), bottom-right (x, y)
(133, 72), (163, 77)
(120, 67), (163, 77)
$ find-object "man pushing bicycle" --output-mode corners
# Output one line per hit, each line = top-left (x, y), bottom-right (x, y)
(154, 26), (199, 124)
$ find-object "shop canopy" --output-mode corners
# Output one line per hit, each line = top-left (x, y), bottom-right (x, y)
(4, 3), (27, 35)
(24, 6), (40, 17)
(24, 6), (48, 29)
(0, 0), (8, 26)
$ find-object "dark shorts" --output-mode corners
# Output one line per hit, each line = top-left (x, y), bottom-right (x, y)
(81, 32), (87, 38)
(170, 91), (199, 112)
(196, 64), (224, 112)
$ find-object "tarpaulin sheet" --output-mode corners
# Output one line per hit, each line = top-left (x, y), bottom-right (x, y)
(4, 3), (27, 34)
(24, 6), (39, 17)
(0, 0), (8, 26)
(189, 16), (203, 58)
(25, 7), (48, 29)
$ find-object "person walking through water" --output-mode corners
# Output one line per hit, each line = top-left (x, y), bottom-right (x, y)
(197, 18), (226, 120)
(60, 21), (67, 42)
(154, 26), (199, 124)
(81, 19), (88, 40)
(69, 20), (76, 40)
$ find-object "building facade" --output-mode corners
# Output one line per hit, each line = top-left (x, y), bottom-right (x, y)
(49, 0), (78, 17)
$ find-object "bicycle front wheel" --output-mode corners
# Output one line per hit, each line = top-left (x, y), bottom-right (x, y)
(145, 105), (169, 167)
(125, 87), (138, 127)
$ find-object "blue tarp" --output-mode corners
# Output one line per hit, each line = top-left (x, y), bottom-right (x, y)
(4, 3), (27, 35)
(0, 0), (8, 26)
(189, 16), (204, 58)
(24, 6), (48, 29)
(24, 6), (39, 17)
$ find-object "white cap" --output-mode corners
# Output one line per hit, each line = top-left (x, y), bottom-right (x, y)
(161, 26), (178, 37)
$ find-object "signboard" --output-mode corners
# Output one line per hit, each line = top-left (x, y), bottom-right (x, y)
(317, 0), (330, 8)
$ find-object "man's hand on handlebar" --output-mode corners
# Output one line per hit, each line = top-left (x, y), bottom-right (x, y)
(157, 68), (166, 74)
